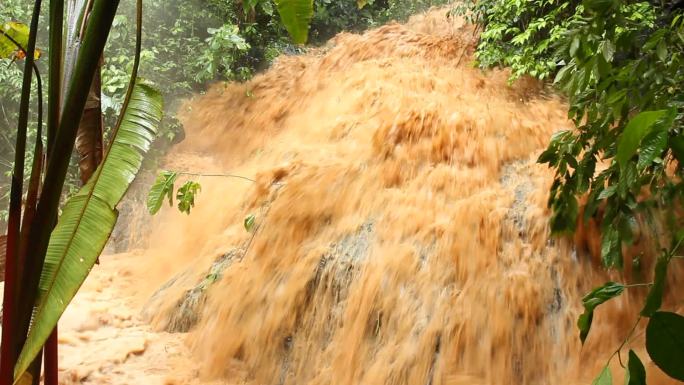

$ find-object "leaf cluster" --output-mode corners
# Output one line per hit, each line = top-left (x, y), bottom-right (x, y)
(457, 0), (684, 382)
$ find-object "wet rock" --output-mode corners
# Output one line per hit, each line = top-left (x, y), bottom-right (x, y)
(147, 248), (244, 333)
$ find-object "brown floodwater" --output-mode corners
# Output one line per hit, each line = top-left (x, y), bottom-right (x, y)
(58, 8), (682, 385)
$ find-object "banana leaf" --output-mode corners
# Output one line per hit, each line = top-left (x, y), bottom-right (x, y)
(274, 0), (313, 44)
(13, 82), (162, 380)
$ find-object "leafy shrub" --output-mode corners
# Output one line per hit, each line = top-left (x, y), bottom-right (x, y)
(458, 0), (684, 382)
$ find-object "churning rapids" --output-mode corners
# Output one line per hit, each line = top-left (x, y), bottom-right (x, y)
(56, 8), (682, 385)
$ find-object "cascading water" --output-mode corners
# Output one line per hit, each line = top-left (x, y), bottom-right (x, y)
(89, 8), (682, 385)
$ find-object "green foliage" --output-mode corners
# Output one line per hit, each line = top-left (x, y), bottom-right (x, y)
(640, 255), (669, 317)
(616, 110), (669, 170)
(626, 350), (647, 385)
(275, 0), (314, 44)
(577, 282), (625, 344)
(147, 170), (178, 215)
(191, 24), (250, 82)
(454, 0), (583, 80)
(176, 181), (201, 214)
(0, 21), (41, 59)
(592, 366), (612, 385)
(460, 0), (684, 382)
(0, 0), (40, 227)
(147, 170), (201, 215)
(537, 6), (682, 268)
(645, 312), (684, 381)
(244, 213), (256, 232)
(14, 82), (163, 379)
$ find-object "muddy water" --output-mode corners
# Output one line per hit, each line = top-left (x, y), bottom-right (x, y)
(99, 9), (682, 385)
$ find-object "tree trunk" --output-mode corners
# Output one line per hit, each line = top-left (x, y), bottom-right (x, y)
(74, 58), (104, 185)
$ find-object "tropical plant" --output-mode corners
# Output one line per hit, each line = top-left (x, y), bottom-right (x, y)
(146, 170), (255, 216)
(457, 0), (684, 382)
(0, 0), (163, 384)
(147, 170), (203, 215)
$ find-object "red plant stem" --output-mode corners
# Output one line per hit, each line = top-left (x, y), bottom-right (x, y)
(43, 327), (58, 385)
(0, 194), (20, 385)
(0, 0), (43, 380)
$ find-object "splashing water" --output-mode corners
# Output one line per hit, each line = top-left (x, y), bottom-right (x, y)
(131, 9), (683, 385)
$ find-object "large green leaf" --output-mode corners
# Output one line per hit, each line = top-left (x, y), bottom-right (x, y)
(0, 21), (42, 59)
(645, 311), (684, 381)
(616, 110), (667, 170)
(274, 0), (313, 44)
(13, 83), (163, 380)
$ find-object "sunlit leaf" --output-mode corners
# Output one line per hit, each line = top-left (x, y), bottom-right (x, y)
(147, 171), (178, 215)
(616, 110), (667, 170)
(176, 181), (201, 214)
(637, 129), (667, 171)
(0, 21), (42, 60)
(600, 40), (615, 62)
(274, 0), (313, 44)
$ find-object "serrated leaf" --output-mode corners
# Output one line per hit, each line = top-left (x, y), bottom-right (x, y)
(646, 312), (684, 381)
(14, 83), (163, 380)
(626, 350), (646, 385)
(637, 129), (668, 171)
(617, 110), (667, 170)
(147, 171), (178, 215)
(592, 366), (612, 385)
